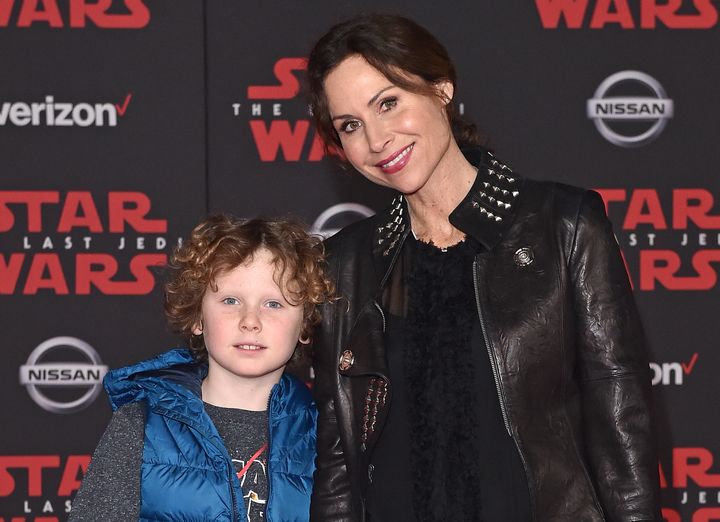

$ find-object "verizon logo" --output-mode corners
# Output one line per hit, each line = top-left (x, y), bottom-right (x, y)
(0, 93), (132, 127)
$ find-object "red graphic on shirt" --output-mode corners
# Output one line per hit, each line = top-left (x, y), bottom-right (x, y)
(233, 443), (268, 522)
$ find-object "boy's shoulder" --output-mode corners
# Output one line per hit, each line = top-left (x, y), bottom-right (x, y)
(273, 373), (315, 413)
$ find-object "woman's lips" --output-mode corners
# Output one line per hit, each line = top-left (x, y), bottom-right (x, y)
(376, 143), (414, 174)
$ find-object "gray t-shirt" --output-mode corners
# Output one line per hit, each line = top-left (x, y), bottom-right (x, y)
(69, 401), (269, 522)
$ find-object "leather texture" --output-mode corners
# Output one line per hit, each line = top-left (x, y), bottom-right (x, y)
(104, 348), (317, 522)
(311, 149), (662, 521)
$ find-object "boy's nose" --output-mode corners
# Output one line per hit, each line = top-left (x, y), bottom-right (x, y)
(239, 310), (261, 332)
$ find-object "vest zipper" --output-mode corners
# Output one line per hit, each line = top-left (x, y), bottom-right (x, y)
(265, 387), (275, 522)
(205, 436), (240, 521)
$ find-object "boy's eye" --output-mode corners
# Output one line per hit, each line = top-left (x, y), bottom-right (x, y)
(379, 97), (397, 112)
(339, 119), (361, 133)
(266, 300), (283, 309)
(222, 297), (239, 305)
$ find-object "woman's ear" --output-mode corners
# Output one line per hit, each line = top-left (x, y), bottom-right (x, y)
(436, 80), (454, 105)
(299, 335), (311, 345)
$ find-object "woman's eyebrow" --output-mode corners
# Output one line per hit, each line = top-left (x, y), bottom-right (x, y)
(331, 85), (395, 122)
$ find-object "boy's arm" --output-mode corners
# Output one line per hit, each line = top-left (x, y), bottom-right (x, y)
(68, 402), (144, 522)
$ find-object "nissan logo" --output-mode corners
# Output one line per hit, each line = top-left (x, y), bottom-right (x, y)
(587, 70), (674, 147)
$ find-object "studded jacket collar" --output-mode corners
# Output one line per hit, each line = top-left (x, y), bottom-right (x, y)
(371, 148), (522, 286)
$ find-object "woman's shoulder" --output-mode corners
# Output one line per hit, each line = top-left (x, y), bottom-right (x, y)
(520, 177), (603, 220)
(322, 211), (380, 256)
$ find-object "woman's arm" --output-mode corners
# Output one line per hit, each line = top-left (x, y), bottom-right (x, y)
(311, 296), (359, 522)
(311, 232), (362, 522)
(68, 402), (144, 522)
(569, 190), (662, 521)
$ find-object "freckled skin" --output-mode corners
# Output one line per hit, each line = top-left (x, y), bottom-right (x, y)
(194, 248), (305, 407)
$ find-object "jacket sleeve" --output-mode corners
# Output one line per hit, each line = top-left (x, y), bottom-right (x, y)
(68, 402), (144, 522)
(569, 190), (662, 521)
(311, 250), (359, 522)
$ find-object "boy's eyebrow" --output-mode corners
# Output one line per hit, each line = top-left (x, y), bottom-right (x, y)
(331, 85), (394, 122)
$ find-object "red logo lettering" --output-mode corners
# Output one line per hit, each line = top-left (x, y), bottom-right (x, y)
(250, 120), (311, 162)
(0, 455), (89, 522)
(0, 0), (150, 28)
(0, 455), (60, 497)
(0, 191), (167, 233)
(247, 58), (307, 100)
(597, 188), (720, 231)
(535, 0), (718, 29)
(0, 253), (166, 295)
(640, 250), (720, 290)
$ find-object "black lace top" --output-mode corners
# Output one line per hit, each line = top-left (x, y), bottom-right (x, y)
(367, 236), (530, 522)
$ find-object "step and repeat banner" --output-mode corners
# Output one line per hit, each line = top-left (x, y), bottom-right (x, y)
(1, 1), (719, 520)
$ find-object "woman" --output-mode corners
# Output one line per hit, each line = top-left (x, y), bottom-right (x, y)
(307, 13), (661, 522)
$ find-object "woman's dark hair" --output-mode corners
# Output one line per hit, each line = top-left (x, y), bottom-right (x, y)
(307, 13), (484, 152)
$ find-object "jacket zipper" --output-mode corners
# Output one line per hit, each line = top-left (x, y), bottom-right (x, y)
(372, 301), (386, 332)
(203, 436), (239, 522)
(472, 258), (512, 436)
(229, 463), (238, 522)
(473, 257), (537, 520)
(265, 386), (275, 522)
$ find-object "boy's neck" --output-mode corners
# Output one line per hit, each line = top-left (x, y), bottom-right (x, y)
(201, 367), (282, 411)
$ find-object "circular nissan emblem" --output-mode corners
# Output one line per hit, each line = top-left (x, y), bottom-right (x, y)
(311, 203), (375, 239)
(19, 336), (108, 414)
(586, 71), (674, 148)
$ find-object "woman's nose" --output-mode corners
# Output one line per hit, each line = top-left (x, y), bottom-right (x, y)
(366, 121), (392, 153)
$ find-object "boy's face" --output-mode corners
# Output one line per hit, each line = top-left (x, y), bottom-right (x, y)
(194, 248), (304, 389)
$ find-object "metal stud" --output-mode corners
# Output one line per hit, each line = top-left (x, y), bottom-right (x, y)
(514, 247), (534, 267)
(338, 350), (355, 371)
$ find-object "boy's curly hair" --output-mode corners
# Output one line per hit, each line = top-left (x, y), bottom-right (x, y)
(164, 215), (334, 361)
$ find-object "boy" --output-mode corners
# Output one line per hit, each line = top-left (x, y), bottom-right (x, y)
(69, 215), (333, 522)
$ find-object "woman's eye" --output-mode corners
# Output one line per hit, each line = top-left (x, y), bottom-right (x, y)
(340, 119), (361, 133)
(222, 297), (239, 305)
(379, 97), (397, 112)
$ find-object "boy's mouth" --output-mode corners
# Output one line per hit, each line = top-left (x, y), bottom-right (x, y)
(235, 343), (266, 351)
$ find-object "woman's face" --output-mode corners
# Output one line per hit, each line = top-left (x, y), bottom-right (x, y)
(323, 54), (454, 196)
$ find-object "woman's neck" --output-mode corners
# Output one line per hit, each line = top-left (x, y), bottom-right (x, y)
(405, 143), (477, 247)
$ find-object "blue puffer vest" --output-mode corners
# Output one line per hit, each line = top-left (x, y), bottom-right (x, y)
(103, 348), (317, 522)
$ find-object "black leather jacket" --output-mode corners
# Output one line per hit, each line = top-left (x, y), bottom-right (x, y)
(311, 149), (662, 521)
